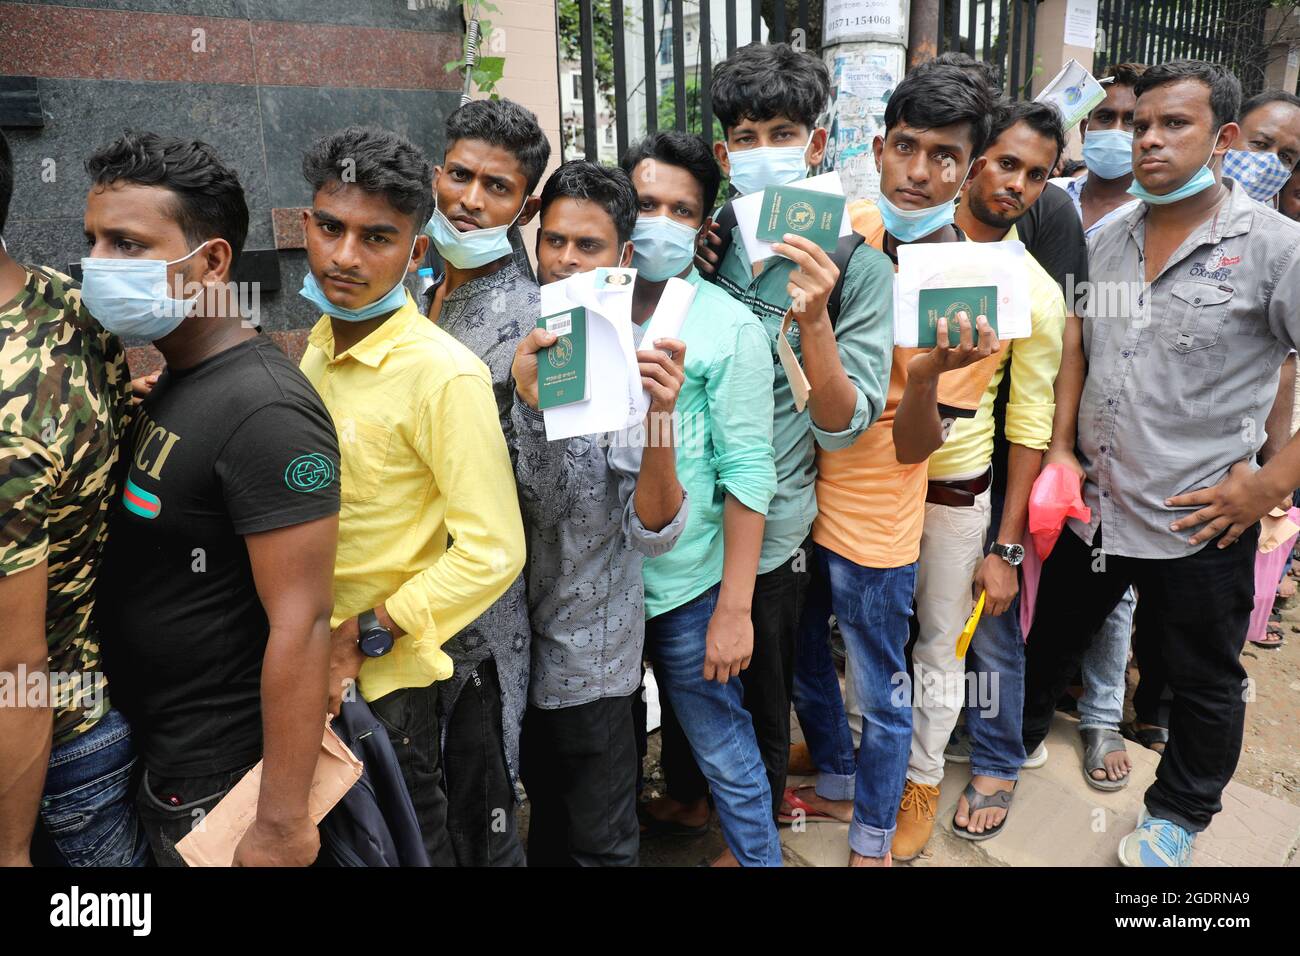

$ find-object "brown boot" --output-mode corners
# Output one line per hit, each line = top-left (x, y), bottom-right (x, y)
(891, 780), (940, 861)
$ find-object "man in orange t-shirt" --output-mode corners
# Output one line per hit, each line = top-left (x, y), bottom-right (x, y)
(786, 65), (1002, 866)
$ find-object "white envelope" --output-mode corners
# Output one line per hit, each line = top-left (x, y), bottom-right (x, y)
(732, 171), (853, 265)
(631, 277), (697, 420)
(539, 270), (643, 442)
(893, 240), (1032, 348)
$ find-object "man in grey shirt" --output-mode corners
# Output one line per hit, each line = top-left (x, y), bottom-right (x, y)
(1027, 60), (1300, 867)
(514, 161), (689, 866)
(422, 98), (549, 866)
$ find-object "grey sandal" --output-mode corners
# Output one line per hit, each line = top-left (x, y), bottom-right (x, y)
(951, 781), (1014, 841)
(1080, 727), (1130, 792)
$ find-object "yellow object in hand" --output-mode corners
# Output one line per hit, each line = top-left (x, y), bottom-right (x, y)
(957, 590), (986, 659)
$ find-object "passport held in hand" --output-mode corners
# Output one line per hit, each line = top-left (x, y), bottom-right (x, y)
(916, 286), (999, 348)
(537, 307), (589, 410)
(756, 184), (846, 253)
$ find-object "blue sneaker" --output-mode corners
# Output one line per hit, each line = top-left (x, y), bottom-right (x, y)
(1117, 808), (1195, 867)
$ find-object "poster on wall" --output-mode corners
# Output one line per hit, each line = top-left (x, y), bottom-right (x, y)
(1063, 0), (1099, 49)
(819, 45), (904, 203)
(822, 0), (908, 45)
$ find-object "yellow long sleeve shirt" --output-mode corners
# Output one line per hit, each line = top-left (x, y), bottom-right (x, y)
(301, 294), (525, 701)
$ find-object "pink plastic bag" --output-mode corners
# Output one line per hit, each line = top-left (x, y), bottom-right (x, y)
(1028, 463), (1092, 561)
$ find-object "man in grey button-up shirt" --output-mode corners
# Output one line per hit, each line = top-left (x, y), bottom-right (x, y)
(513, 160), (690, 867)
(1025, 60), (1300, 866)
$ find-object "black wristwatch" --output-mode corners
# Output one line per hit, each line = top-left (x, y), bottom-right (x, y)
(990, 542), (1025, 567)
(357, 608), (394, 658)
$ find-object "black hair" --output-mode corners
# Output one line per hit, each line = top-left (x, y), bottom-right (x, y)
(919, 51), (1003, 98)
(988, 100), (1066, 165)
(1240, 89), (1300, 124)
(445, 98), (552, 194)
(302, 125), (435, 229)
(1133, 59), (1241, 130)
(1100, 61), (1146, 89)
(0, 129), (11, 238)
(619, 131), (721, 218)
(1061, 158), (1087, 177)
(711, 42), (831, 134)
(86, 131), (249, 265)
(883, 65), (996, 158)
(538, 160), (638, 245)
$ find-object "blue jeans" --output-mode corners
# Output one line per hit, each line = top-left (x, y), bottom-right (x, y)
(33, 707), (150, 867)
(645, 585), (781, 866)
(792, 544), (916, 858)
(1077, 588), (1135, 731)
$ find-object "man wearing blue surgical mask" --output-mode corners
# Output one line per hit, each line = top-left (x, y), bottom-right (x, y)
(87, 132), (342, 867)
(420, 98), (551, 867)
(1026, 60), (1300, 867)
(1050, 62), (1146, 238)
(1223, 91), (1300, 206)
(620, 132), (778, 866)
(298, 125), (525, 866)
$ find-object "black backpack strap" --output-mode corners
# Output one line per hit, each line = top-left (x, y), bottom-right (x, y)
(704, 200), (738, 284)
(825, 231), (866, 330)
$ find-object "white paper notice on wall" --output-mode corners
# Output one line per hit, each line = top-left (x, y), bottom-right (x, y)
(822, 0), (907, 44)
(1063, 0), (1099, 49)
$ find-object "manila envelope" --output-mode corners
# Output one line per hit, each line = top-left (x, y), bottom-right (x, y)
(176, 722), (362, 867)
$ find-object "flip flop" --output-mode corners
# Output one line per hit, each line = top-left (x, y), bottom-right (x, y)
(1120, 721), (1168, 754)
(1080, 726), (1130, 791)
(777, 786), (841, 825)
(951, 780), (1015, 841)
(1249, 624), (1286, 649)
(637, 802), (708, 839)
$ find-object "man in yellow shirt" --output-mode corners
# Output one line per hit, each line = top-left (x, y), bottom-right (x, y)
(893, 101), (1066, 859)
(298, 126), (525, 864)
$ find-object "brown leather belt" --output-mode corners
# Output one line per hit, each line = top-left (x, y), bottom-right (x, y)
(925, 467), (993, 508)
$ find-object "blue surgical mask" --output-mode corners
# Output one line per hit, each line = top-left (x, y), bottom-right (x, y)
(726, 132), (814, 195)
(81, 241), (210, 340)
(1222, 148), (1293, 203)
(630, 216), (698, 281)
(1082, 128), (1134, 180)
(877, 161), (974, 244)
(1128, 130), (1222, 205)
(423, 195), (523, 269)
(299, 234), (418, 323)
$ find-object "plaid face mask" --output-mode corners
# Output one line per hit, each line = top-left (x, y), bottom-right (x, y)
(1222, 149), (1293, 203)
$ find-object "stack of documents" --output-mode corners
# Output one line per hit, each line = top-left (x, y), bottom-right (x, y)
(894, 240), (1032, 348)
(537, 268), (696, 442)
(1035, 58), (1106, 128)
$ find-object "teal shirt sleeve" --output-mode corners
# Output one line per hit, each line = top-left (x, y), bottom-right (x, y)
(706, 308), (778, 515)
(811, 244), (895, 451)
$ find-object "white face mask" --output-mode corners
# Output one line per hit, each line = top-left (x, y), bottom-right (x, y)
(80, 241), (210, 340)
(725, 131), (815, 195)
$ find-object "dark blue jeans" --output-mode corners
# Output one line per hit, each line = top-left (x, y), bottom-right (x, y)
(645, 585), (781, 866)
(792, 544), (916, 858)
(33, 707), (150, 867)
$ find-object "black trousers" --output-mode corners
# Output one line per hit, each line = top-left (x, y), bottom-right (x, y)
(1023, 525), (1257, 832)
(521, 693), (640, 867)
(442, 657), (525, 867)
(370, 681), (456, 866)
(655, 538), (812, 819)
(135, 763), (255, 867)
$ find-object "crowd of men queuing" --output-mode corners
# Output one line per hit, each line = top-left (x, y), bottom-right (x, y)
(2, 39), (1299, 869)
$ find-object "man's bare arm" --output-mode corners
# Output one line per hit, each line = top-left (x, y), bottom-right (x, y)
(0, 563), (51, 867)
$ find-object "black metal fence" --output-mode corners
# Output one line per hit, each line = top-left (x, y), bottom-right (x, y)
(936, 0), (1039, 99)
(1092, 0), (1272, 95)
(568, 0), (813, 161)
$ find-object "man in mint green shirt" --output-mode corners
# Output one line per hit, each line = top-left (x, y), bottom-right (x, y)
(620, 132), (779, 866)
(682, 43), (896, 843)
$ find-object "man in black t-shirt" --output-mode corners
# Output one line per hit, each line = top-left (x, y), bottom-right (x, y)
(90, 133), (340, 867)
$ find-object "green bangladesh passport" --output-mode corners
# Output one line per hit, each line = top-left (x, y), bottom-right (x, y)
(756, 184), (845, 253)
(537, 307), (589, 410)
(917, 286), (999, 348)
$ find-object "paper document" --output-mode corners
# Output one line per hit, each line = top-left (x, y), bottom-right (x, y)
(893, 240), (1032, 348)
(176, 722), (362, 867)
(733, 171), (853, 265)
(1035, 58), (1105, 128)
(539, 269), (643, 442)
(777, 311), (811, 412)
(632, 277), (697, 419)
